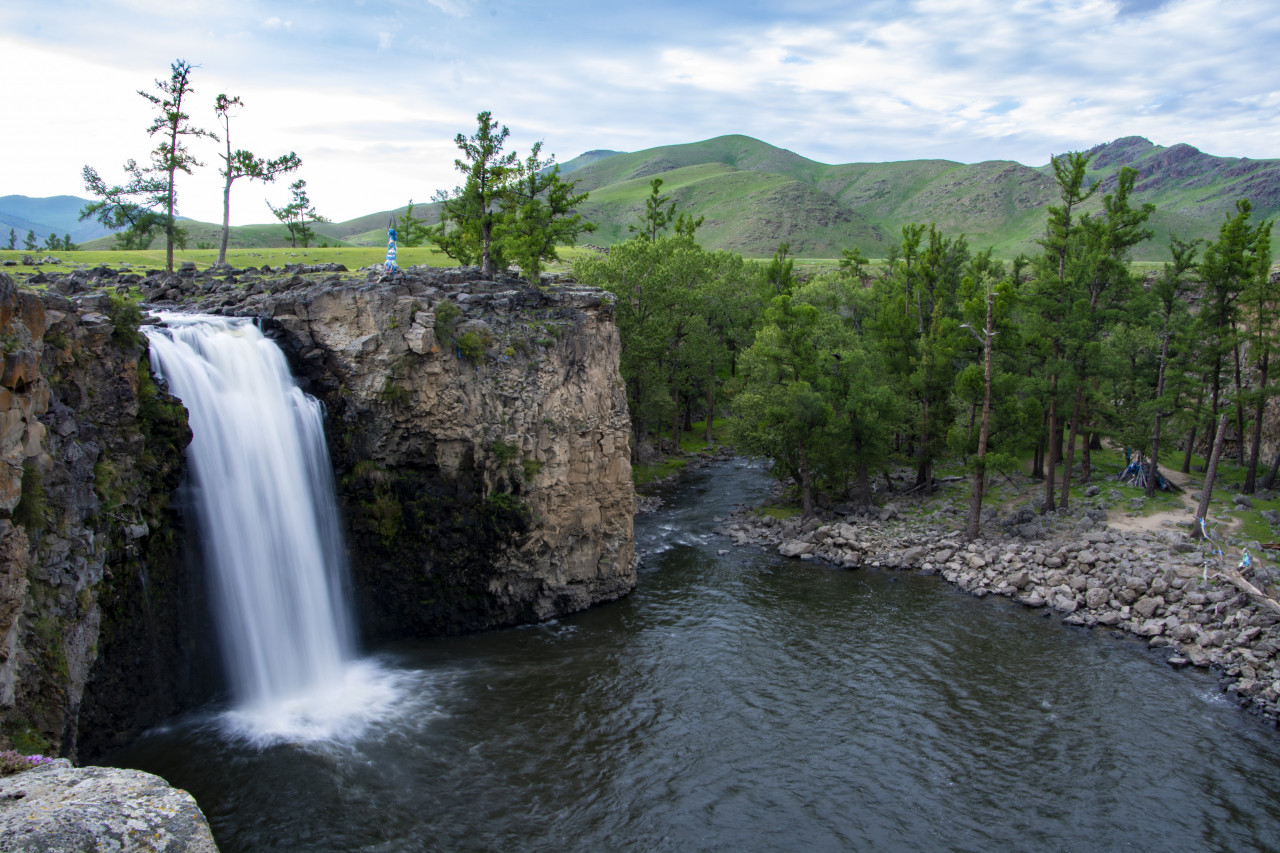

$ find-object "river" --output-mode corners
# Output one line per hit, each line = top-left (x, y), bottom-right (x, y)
(110, 459), (1280, 852)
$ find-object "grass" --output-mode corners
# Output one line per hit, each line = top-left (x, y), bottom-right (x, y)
(0, 245), (457, 277)
(757, 506), (801, 520)
(633, 456), (689, 488)
(632, 417), (734, 489)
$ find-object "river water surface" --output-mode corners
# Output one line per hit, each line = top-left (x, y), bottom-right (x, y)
(111, 460), (1280, 852)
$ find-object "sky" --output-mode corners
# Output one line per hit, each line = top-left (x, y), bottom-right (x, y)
(2, 0), (1278, 227)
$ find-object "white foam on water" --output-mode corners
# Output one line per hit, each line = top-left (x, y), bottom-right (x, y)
(218, 659), (412, 747)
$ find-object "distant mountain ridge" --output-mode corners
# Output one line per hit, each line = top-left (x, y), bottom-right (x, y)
(14, 136), (1280, 259)
(0, 195), (118, 244)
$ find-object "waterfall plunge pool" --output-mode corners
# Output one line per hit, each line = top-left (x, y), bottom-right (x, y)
(109, 452), (1280, 852)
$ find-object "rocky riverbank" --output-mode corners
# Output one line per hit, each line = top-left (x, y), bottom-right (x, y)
(720, 492), (1280, 725)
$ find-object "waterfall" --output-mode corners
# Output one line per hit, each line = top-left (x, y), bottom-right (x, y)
(145, 314), (394, 742)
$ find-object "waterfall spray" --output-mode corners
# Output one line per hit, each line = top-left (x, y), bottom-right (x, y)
(146, 314), (397, 742)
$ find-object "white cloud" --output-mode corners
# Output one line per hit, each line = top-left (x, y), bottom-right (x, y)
(426, 0), (474, 18)
(2, 0), (1278, 226)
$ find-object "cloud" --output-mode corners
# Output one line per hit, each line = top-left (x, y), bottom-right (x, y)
(425, 0), (474, 18)
(2, 0), (1277, 226)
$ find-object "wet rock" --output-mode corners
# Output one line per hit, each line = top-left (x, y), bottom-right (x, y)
(778, 540), (814, 558)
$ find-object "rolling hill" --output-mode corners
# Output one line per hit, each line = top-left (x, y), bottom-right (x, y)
(0, 195), (119, 245)
(18, 135), (1280, 260)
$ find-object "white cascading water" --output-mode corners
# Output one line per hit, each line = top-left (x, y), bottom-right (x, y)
(145, 314), (401, 744)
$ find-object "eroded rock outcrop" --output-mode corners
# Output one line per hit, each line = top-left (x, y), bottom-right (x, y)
(178, 266), (636, 639)
(0, 261), (634, 758)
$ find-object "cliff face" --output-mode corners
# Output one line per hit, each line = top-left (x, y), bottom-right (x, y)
(0, 263), (635, 758)
(226, 268), (637, 639)
(0, 273), (210, 761)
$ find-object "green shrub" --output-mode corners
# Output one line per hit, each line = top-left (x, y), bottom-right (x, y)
(456, 330), (488, 363)
(491, 440), (519, 465)
(522, 458), (543, 481)
(106, 293), (144, 348)
(484, 491), (529, 521)
(434, 300), (461, 341)
(378, 378), (412, 406)
(364, 492), (403, 546)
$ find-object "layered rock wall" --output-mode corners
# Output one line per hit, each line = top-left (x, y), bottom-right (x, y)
(212, 268), (637, 638)
(0, 262), (636, 759)
(0, 274), (210, 761)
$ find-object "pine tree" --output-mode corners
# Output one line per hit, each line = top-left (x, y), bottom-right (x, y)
(214, 93), (300, 266)
(430, 111), (518, 278)
(81, 59), (216, 268)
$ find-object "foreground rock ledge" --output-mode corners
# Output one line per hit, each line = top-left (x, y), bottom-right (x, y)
(0, 760), (217, 852)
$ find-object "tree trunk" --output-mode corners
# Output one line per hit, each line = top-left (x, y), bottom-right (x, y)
(1245, 350), (1269, 494)
(855, 460), (872, 508)
(1043, 376), (1059, 512)
(218, 170), (233, 267)
(1234, 341), (1246, 466)
(165, 168), (176, 273)
(1264, 452), (1280, 491)
(965, 292), (994, 540)
(671, 380), (681, 456)
(1081, 421), (1092, 483)
(1193, 412), (1231, 539)
(916, 396), (931, 491)
(800, 445), (815, 519)
(704, 364), (715, 443)
(1060, 387), (1083, 512)
(480, 218), (493, 278)
(1182, 424), (1198, 474)
(1208, 357), (1222, 454)
(1147, 334), (1170, 497)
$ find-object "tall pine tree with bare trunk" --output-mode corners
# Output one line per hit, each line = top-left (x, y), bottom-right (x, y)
(214, 94), (300, 267)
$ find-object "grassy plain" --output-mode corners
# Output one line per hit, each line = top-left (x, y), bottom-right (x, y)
(0, 245), (458, 276)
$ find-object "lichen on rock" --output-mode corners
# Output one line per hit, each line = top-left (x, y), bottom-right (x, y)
(0, 759), (218, 852)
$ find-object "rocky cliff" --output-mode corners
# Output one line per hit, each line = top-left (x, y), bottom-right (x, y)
(0, 273), (211, 762)
(173, 264), (636, 640)
(0, 261), (636, 759)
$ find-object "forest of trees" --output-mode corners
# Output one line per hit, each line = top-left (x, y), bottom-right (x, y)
(575, 153), (1276, 540)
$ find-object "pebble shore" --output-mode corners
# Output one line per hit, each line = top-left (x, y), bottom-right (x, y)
(717, 496), (1280, 726)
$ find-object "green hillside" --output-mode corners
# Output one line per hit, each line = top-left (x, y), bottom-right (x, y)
(54, 134), (1280, 261)
(554, 134), (1280, 259)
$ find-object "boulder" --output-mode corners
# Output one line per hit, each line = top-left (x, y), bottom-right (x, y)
(0, 761), (217, 852)
(778, 540), (814, 558)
